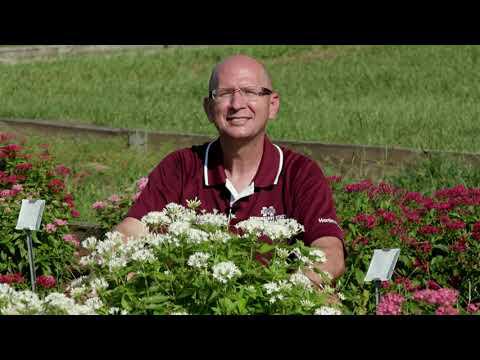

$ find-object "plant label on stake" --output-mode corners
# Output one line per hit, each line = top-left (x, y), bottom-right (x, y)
(364, 249), (401, 309)
(15, 199), (46, 292)
(15, 199), (46, 232)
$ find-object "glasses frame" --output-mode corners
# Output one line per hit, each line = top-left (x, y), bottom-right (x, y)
(209, 86), (273, 102)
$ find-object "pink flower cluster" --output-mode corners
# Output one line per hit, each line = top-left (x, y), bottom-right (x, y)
(92, 201), (106, 210)
(412, 288), (459, 307)
(377, 293), (405, 315)
(0, 184), (23, 199)
(36, 275), (56, 289)
(467, 303), (480, 314)
(133, 177), (149, 201)
(63, 234), (80, 247)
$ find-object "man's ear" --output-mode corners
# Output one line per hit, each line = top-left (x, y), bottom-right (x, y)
(268, 92), (280, 120)
(203, 97), (214, 123)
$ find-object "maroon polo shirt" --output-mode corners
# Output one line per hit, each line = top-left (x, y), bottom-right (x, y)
(127, 136), (343, 246)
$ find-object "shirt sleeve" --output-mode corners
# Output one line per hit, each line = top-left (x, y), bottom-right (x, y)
(289, 159), (344, 247)
(126, 151), (183, 221)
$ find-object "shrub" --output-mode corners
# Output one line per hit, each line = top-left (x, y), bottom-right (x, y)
(0, 133), (80, 290)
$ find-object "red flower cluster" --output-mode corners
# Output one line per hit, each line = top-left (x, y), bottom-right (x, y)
(450, 236), (469, 253)
(395, 277), (420, 292)
(48, 179), (65, 193)
(0, 273), (25, 285)
(36, 275), (57, 289)
(55, 165), (71, 177)
(0, 132), (15, 143)
(344, 180), (373, 193)
(0, 144), (22, 159)
(15, 162), (33, 172)
(376, 209), (397, 224)
(352, 213), (376, 229)
(472, 222), (480, 241)
(418, 225), (441, 236)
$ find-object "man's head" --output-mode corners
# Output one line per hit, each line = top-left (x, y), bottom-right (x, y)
(204, 55), (280, 141)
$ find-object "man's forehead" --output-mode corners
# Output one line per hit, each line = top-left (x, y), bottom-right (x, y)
(210, 55), (272, 89)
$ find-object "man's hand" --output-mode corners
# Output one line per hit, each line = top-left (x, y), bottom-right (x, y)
(304, 236), (346, 288)
(114, 217), (149, 242)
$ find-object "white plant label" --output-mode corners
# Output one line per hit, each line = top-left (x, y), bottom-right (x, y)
(15, 199), (46, 231)
(364, 249), (400, 282)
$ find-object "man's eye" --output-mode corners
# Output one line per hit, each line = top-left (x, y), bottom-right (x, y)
(217, 90), (232, 97)
(243, 89), (258, 96)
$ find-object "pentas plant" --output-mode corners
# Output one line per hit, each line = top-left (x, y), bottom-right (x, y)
(328, 176), (480, 315)
(75, 201), (342, 315)
(92, 177), (148, 237)
(0, 133), (80, 290)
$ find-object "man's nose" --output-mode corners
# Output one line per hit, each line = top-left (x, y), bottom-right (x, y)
(230, 90), (247, 110)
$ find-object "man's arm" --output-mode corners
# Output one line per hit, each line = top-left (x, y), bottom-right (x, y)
(304, 236), (346, 286)
(114, 217), (149, 240)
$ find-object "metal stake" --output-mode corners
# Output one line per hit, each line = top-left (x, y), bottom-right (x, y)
(26, 230), (36, 292)
(374, 279), (381, 310)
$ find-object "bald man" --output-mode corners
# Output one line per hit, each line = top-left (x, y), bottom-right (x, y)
(115, 55), (345, 283)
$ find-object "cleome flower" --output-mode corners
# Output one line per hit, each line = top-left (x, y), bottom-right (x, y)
(212, 262), (241, 284)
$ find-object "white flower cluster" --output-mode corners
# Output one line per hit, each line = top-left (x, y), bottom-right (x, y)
(212, 261), (241, 284)
(196, 210), (229, 228)
(289, 272), (314, 289)
(141, 211), (171, 228)
(187, 252), (211, 269)
(0, 284), (100, 316)
(314, 306), (342, 316)
(209, 230), (232, 244)
(164, 203), (197, 222)
(67, 276), (109, 301)
(309, 249), (327, 264)
(236, 218), (305, 242)
(263, 280), (292, 304)
(80, 231), (155, 272)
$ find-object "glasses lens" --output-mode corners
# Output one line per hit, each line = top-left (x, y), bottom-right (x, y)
(212, 87), (272, 101)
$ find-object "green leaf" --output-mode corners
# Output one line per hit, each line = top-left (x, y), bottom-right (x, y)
(143, 294), (171, 304)
(355, 269), (365, 285)
(257, 243), (276, 255)
(121, 294), (132, 312)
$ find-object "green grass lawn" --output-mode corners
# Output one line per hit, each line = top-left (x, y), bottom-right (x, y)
(1, 45), (480, 153)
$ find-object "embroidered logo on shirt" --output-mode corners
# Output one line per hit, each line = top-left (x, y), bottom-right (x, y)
(261, 206), (276, 218)
(319, 218), (339, 226)
(254, 207), (286, 222)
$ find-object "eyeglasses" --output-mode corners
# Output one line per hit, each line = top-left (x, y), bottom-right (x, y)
(209, 86), (273, 102)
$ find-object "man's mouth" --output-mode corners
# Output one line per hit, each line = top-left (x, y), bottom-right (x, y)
(227, 116), (252, 122)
